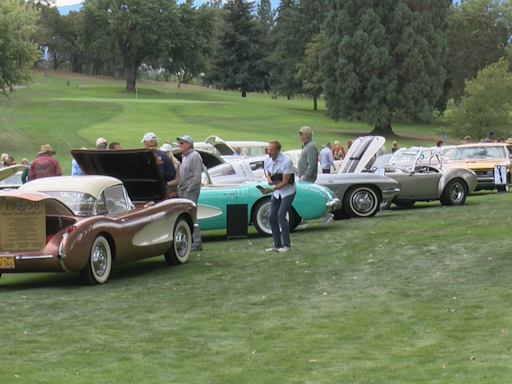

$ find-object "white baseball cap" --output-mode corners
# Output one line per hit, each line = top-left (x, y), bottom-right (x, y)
(160, 143), (173, 152)
(141, 132), (158, 142)
(96, 137), (107, 146)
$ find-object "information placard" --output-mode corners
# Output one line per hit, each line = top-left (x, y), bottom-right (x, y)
(0, 199), (46, 251)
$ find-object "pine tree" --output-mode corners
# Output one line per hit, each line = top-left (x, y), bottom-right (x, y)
(210, 0), (269, 97)
(270, 0), (328, 99)
(321, 0), (450, 135)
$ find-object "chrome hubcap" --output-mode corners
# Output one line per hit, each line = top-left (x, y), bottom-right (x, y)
(352, 191), (375, 213)
(92, 244), (107, 277)
(175, 226), (189, 258)
(259, 205), (271, 233)
(450, 183), (463, 202)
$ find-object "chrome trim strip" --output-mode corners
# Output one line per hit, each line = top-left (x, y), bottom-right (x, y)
(59, 259), (71, 273)
(15, 255), (53, 260)
(58, 242), (66, 259)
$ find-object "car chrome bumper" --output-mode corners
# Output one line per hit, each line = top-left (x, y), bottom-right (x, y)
(382, 187), (400, 203)
(326, 198), (341, 211)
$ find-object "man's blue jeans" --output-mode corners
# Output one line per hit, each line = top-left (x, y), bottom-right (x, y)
(269, 192), (296, 248)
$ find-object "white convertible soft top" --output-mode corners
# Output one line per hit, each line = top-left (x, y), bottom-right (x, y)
(19, 176), (122, 200)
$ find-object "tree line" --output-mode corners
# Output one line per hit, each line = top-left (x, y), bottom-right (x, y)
(2, 0), (512, 136)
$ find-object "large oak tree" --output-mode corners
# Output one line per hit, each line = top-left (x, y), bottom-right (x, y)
(80, 0), (178, 91)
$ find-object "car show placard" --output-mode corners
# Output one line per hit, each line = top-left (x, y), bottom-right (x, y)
(0, 198), (46, 251)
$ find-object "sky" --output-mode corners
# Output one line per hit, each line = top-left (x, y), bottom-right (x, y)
(55, 0), (81, 6)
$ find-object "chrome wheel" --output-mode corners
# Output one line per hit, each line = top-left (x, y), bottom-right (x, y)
(254, 200), (272, 236)
(343, 186), (379, 218)
(440, 179), (467, 206)
(164, 218), (192, 265)
(80, 236), (112, 285)
(449, 182), (465, 203)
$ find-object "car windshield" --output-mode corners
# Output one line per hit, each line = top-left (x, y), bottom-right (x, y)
(390, 149), (420, 164)
(42, 191), (98, 216)
(451, 146), (507, 160)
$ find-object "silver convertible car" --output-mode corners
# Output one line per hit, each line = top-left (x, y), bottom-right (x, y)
(347, 136), (478, 207)
(208, 154), (400, 219)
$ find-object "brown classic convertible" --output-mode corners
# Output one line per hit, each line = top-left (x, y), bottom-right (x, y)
(0, 149), (198, 285)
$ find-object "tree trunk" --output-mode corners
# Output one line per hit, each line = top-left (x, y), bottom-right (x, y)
(313, 96), (317, 111)
(369, 123), (395, 136)
(125, 60), (137, 91)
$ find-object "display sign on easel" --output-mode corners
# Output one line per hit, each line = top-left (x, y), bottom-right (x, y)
(0, 199), (46, 251)
(494, 165), (507, 189)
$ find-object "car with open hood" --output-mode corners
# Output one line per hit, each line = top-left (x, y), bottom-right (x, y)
(0, 165), (28, 190)
(72, 148), (339, 237)
(205, 135), (268, 157)
(347, 136), (478, 207)
(171, 151), (340, 235)
(0, 149), (200, 285)
(206, 154), (400, 219)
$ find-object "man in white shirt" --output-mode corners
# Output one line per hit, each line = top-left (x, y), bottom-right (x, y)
(320, 142), (334, 173)
(260, 140), (296, 253)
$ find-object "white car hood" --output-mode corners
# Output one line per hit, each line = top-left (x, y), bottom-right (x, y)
(339, 136), (387, 174)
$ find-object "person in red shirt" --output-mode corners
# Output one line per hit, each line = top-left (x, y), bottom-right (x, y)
(29, 144), (63, 180)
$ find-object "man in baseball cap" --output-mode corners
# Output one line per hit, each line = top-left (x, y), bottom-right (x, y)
(297, 126), (318, 182)
(96, 137), (107, 149)
(141, 132), (158, 142)
(141, 132), (176, 184)
(176, 135), (193, 145)
(176, 134), (203, 251)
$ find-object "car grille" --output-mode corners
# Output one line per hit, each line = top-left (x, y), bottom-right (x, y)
(475, 170), (493, 177)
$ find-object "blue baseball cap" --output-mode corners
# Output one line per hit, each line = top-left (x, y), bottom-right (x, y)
(177, 135), (194, 145)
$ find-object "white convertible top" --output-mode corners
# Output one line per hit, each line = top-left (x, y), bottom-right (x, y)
(19, 176), (122, 200)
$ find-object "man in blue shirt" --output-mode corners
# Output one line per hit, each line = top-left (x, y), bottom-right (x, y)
(260, 140), (296, 253)
(141, 132), (176, 183)
(319, 142), (334, 173)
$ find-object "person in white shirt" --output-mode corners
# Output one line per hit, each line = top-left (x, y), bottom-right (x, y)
(320, 142), (334, 173)
(432, 140), (444, 164)
(432, 140), (444, 156)
(259, 140), (296, 253)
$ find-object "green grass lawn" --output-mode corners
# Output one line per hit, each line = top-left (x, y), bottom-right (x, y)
(2, 70), (512, 383)
(2, 192), (512, 383)
(2, 69), (452, 174)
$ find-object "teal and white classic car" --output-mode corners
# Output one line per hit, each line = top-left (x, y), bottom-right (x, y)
(197, 179), (340, 236)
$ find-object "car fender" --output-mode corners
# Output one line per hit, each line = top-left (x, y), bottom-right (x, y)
(58, 217), (119, 272)
(438, 167), (477, 195)
(292, 183), (335, 219)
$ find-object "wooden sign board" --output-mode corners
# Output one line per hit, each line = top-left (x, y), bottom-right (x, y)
(0, 199), (46, 251)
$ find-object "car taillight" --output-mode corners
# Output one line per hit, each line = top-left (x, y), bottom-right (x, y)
(63, 225), (77, 237)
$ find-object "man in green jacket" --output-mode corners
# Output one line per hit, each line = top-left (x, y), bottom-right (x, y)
(297, 126), (318, 182)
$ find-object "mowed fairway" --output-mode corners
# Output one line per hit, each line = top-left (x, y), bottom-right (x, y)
(2, 68), (449, 174)
(1, 70), (512, 383)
